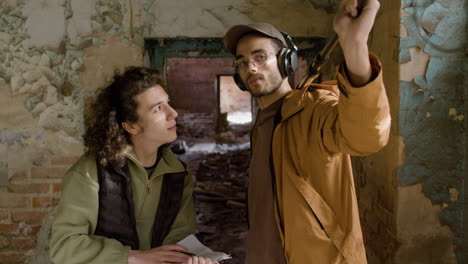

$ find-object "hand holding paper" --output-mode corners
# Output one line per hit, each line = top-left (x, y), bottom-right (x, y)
(177, 235), (232, 263)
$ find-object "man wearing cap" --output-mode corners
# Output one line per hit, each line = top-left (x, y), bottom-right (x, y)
(223, 0), (390, 263)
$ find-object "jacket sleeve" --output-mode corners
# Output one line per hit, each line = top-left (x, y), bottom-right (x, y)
(318, 54), (391, 156)
(50, 161), (130, 264)
(162, 170), (197, 244)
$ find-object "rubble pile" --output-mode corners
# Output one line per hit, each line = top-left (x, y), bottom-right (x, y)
(192, 149), (250, 264)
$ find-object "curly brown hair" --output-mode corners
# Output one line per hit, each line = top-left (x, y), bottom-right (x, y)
(84, 66), (164, 167)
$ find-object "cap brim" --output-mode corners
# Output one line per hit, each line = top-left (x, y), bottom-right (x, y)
(224, 25), (271, 55)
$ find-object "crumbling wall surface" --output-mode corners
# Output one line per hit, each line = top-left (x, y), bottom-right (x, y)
(143, 0), (335, 40)
(396, 184), (458, 263)
(247, 0), (334, 37)
(398, 0), (466, 263)
(0, 0), (143, 263)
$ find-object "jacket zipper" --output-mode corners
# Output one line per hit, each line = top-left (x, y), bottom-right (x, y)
(146, 179), (151, 194)
(138, 177), (155, 216)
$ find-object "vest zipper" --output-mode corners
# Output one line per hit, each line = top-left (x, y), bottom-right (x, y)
(146, 179), (151, 194)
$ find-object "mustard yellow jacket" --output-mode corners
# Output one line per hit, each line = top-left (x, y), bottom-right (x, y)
(273, 54), (390, 264)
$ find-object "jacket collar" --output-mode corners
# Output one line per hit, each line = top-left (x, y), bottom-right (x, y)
(281, 88), (307, 121)
(125, 147), (185, 176)
(281, 80), (339, 122)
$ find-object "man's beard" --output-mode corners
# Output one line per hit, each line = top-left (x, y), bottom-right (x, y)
(246, 74), (283, 98)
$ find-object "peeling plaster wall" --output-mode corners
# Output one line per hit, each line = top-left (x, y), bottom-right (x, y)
(397, 0), (466, 263)
(247, 0), (335, 37)
(396, 184), (458, 263)
(0, 0), (336, 168)
(0, 0), (143, 262)
(0, 0), (336, 263)
(0, 0), (143, 171)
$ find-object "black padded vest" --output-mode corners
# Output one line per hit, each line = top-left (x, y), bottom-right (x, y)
(94, 160), (187, 249)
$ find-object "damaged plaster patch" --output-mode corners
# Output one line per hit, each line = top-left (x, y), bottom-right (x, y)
(0, 0), (140, 139)
(23, 0), (66, 49)
(420, 1), (448, 34)
(0, 3), (83, 136)
(67, 0), (96, 45)
(150, 0), (251, 37)
(0, 128), (82, 169)
(80, 34), (142, 92)
(400, 0), (465, 58)
(37, 98), (81, 136)
(399, 2), (465, 261)
(205, 6), (252, 30)
(399, 52), (464, 263)
(400, 47), (429, 81)
(42, 130), (83, 157)
(2, 129), (46, 169)
(249, 1), (332, 38)
(424, 3), (466, 56)
(1, 0), (167, 173)
(396, 184), (457, 263)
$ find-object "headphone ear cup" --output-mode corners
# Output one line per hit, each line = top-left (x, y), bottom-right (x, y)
(233, 72), (247, 91)
(277, 48), (288, 78)
(287, 50), (298, 74)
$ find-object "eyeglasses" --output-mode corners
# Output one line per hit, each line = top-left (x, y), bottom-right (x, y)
(233, 51), (277, 72)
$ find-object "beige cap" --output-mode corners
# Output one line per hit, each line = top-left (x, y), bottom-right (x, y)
(223, 22), (287, 55)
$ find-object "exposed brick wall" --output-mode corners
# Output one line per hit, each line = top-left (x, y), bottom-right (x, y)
(176, 112), (216, 139)
(352, 156), (399, 264)
(166, 58), (234, 113)
(0, 156), (77, 264)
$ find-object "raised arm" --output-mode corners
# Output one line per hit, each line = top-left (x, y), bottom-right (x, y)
(334, 0), (380, 86)
(305, 0), (389, 155)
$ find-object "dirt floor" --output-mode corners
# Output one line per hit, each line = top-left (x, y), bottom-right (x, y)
(176, 123), (251, 264)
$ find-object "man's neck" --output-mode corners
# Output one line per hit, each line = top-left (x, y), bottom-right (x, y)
(131, 138), (160, 167)
(256, 79), (292, 110)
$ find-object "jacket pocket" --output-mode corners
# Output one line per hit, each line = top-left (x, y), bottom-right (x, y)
(287, 173), (351, 261)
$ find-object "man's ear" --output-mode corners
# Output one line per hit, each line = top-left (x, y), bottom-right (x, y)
(122, 122), (141, 135)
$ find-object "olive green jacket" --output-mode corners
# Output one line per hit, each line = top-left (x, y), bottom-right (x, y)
(50, 148), (196, 264)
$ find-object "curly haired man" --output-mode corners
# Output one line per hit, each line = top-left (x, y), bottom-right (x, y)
(50, 67), (215, 264)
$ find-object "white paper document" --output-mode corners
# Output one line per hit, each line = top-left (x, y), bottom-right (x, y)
(177, 234), (232, 262)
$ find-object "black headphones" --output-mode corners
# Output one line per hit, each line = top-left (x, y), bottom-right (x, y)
(233, 31), (298, 91)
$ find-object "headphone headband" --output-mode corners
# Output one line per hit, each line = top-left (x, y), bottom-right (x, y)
(280, 31), (298, 52)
